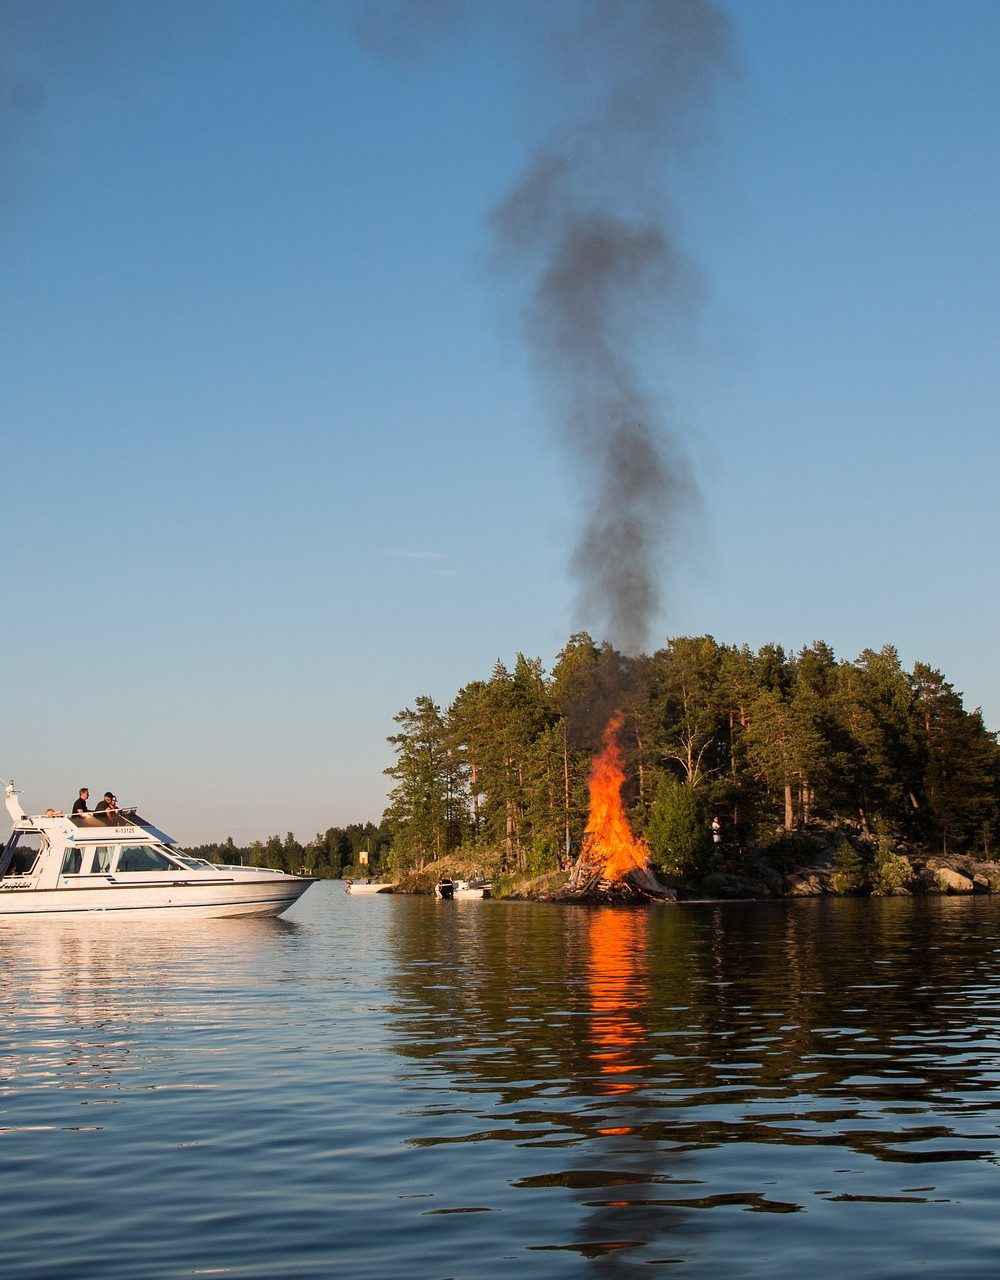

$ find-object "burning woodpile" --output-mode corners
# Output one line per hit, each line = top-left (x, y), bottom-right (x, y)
(562, 712), (676, 904)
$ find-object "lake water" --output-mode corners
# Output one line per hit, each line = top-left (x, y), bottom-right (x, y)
(4, 885), (1000, 1277)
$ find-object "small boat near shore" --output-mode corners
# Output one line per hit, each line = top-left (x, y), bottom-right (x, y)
(434, 877), (491, 900)
(453, 878), (492, 900)
(0, 783), (314, 919)
(430, 880), (489, 901)
(344, 880), (396, 894)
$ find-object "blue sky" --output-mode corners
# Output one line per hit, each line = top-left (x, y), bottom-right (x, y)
(3, 1), (998, 843)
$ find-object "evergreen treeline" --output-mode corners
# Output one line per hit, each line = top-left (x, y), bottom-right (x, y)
(188, 822), (390, 876)
(383, 633), (1000, 876)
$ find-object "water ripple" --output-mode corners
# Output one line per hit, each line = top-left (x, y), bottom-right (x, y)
(4, 892), (1000, 1276)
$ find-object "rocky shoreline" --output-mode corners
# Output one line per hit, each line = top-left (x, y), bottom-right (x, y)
(695, 852), (1000, 900)
(386, 831), (1000, 903)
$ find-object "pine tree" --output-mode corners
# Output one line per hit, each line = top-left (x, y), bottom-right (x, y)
(383, 696), (458, 869)
(646, 636), (725, 792)
(913, 664), (1000, 853)
(549, 633), (626, 861)
(646, 772), (711, 878)
(744, 685), (824, 831)
(830, 838), (865, 894)
(869, 820), (910, 896)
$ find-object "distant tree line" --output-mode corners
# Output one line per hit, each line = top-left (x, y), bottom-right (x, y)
(382, 633), (1000, 877)
(188, 822), (391, 877)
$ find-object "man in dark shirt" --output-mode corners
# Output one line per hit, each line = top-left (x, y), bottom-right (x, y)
(94, 792), (115, 815)
(72, 788), (90, 814)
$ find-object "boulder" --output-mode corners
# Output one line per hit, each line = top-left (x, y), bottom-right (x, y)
(748, 860), (786, 896)
(923, 858), (974, 894)
(966, 862), (1000, 892)
(701, 871), (772, 900)
(785, 868), (826, 897)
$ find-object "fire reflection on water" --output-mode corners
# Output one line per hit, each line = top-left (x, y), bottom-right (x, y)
(587, 907), (649, 1100)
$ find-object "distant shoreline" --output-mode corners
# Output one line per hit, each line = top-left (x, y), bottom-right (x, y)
(379, 839), (1000, 903)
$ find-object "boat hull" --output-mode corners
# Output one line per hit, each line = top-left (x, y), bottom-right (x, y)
(0, 876), (313, 919)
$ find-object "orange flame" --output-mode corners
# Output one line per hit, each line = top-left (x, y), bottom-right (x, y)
(582, 712), (650, 881)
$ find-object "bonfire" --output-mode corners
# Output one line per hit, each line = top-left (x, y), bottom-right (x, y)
(563, 712), (676, 903)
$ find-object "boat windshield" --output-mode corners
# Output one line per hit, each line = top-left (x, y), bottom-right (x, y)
(71, 810), (135, 829)
(174, 856), (216, 870)
(0, 831), (45, 877)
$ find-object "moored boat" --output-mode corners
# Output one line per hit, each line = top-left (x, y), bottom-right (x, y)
(453, 878), (492, 900)
(344, 880), (396, 894)
(434, 877), (455, 900)
(0, 783), (314, 919)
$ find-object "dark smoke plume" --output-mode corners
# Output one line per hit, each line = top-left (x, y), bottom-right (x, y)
(492, 0), (730, 653)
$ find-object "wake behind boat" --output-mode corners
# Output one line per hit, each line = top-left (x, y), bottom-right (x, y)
(0, 783), (314, 919)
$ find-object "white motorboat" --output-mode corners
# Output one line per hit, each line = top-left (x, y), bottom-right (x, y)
(344, 880), (395, 894)
(453, 880), (491, 901)
(0, 783), (314, 920)
(453, 878), (492, 900)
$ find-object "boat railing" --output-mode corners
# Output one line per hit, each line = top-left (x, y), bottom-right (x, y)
(215, 863), (286, 874)
(67, 807), (141, 828)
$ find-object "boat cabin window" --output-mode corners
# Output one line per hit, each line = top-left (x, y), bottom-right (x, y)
(61, 848), (83, 874)
(115, 846), (176, 873)
(89, 847), (112, 873)
(0, 831), (44, 877)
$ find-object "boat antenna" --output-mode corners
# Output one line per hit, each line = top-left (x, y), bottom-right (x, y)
(4, 781), (26, 824)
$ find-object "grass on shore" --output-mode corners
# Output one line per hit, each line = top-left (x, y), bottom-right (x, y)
(392, 855), (500, 896)
(390, 854), (569, 900)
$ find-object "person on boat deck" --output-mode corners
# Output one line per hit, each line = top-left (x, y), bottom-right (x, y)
(94, 792), (117, 816)
(72, 787), (90, 814)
